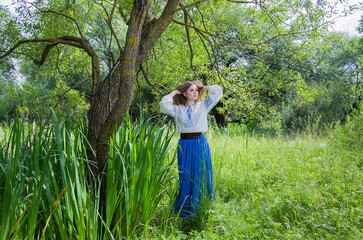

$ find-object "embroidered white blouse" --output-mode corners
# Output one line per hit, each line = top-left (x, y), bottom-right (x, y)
(159, 85), (223, 133)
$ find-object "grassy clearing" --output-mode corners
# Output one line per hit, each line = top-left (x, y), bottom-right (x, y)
(173, 126), (362, 239)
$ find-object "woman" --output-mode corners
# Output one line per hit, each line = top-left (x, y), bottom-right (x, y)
(159, 81), (223, 218)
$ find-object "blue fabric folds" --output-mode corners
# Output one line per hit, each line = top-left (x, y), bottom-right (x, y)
(174, 135), (215, 218)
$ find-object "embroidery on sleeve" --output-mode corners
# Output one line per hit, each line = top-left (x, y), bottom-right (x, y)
(204, 97), (214, 109)
(184, 106), (193, 128)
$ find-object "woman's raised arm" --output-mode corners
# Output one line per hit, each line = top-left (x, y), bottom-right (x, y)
(203, 85), (223, 112)
(159, 90), (181, 117)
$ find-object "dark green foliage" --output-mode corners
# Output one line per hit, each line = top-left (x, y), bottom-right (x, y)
(129, 84), (156, 119)
(281, 80), (353, 133)
(0, 7), (22, 122)
(329, 103), (363, 166)
(0, 75), (21, 122)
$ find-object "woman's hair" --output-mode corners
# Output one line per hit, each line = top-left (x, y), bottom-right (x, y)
(173, 81), (206, 106)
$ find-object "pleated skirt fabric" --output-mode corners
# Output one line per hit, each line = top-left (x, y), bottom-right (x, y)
(174, 134), (215, 218)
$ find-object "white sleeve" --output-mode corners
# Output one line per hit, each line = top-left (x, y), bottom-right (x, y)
(159, 95), (176, 118)
(203, 85), (223, 112)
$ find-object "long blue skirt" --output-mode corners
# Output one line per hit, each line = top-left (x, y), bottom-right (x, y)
(174, 134), (215, 218)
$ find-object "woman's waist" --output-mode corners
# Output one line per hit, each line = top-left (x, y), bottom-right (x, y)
(180, 132), (202, 139)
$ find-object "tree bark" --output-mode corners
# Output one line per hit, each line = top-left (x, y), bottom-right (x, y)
(86, 0), (180, 209)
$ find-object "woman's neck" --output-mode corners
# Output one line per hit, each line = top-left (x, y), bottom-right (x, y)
(185, 100), (196, 106)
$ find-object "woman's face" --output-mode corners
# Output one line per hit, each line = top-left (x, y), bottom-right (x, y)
(184, 84), (199, 102)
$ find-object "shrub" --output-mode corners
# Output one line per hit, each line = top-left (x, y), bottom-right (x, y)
(280, 80), (352, 134)
(329, 103), (363, 166)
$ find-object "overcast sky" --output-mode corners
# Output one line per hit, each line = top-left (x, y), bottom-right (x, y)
(327, 0), (362, 36)
(0, 0), (362, 36)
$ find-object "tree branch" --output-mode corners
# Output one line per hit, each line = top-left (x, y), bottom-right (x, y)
(188, 18), (262, 116)
(0, 37), (83, 61)
(97, 0), (123, 53)
(140, 64), (169, 92)
(227, 0), (256, 3)
(25, 1), (85, 38)
(180, 3), (194, 70)
(118, 0), (129, 23)
(110, 0), (117, 20)
(260, 22), (327, 45)
(34, 42), (59, 65)
(172, 19), (261, 47)
(187, 6), (270, 68)
(174, 0), (206, 13)
(137, 0), (181, 65)
(0, 36), (100, 91)
(173, 0), (257, 13)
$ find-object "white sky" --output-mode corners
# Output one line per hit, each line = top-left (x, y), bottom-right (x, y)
(327, 0), (362, 36)
(0, 0), (362, 35)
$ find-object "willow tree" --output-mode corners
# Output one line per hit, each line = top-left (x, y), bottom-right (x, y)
(0, 0), (352, 186)
(1, 0), (183, 180)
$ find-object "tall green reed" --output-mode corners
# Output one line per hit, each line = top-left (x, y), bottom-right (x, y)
(0, 113), (177, 239)
(105, 114), (177, 237)
(0, 114), (101, 239)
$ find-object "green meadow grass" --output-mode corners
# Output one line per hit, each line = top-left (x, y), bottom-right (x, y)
(171, 126), (362, 239)
(0, 118), (362, 239)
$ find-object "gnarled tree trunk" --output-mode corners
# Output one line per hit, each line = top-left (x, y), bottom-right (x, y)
(86, 0), (180, 205)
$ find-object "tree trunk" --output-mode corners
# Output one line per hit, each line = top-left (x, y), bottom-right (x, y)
(86, 0), (180, 212)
